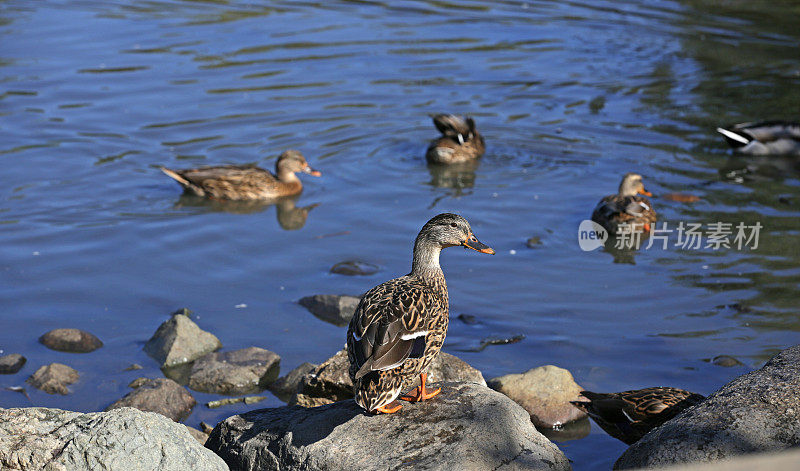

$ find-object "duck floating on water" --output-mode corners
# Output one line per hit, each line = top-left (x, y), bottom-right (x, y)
(591, 173), (657, 235)
(426, 114), (485, 164)
(347, 213), (494, 414)
(571, 387), (705, 444)
(716, 121), (800, 156)
(160, 149), (320, 200)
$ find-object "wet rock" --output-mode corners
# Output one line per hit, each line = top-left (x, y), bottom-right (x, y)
(144, 311), (222, 369)
(123, 363), (143, 371)
(128, 377), (149, 388)
(527, 236), (543, 248)
(0, 354), (26, 374)
(186, 426), (209, 445)
(39, 328), (103, 353)
(712, 355), (744, 367)
(615, 344), (800, 469)
(106, 378), (196, 422)
(26, 363), (79, 395)
(457, 313), (478, 325)
(207, 396), (267, 409)
(268, 362), (317, 402)
(188, 347), (280, 395)
(298, 294), (360, 327)
(290, 349), (485, 407)
(330, 260), (379, 276)
(207, 382), (570, 471)
(0, 407), (228, 470)
(488, 365), (587, 428)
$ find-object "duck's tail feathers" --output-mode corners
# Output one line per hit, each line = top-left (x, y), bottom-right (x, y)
(716, 127), (751, 147)
(160, 167), (204, 196)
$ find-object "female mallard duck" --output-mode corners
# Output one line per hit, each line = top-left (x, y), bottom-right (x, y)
(160, 149), (320, 200)
(347, 213), (494, 414)
(591, 173), (656, 235)
(571, 387), (704, 444)
(425, 114), (485, 164)
(717, 121), (800, 156)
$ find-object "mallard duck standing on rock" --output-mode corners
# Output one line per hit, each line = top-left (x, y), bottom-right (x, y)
(591, 173), (657, 235)
(717, 121), (800, 156)
(571, 387), (705, 444)
(160, 149), (321, 200)
(347, 213), (494, 414)
(426, 114), (485, 164)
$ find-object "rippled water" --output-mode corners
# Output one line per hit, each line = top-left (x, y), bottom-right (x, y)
(1, 1), (798, 469)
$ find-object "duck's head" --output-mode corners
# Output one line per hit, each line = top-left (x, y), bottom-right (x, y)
(418, 213), (495, 254)
(276, 150), (321, 177)
(432, 114), (478, 145)
(619, 173), (652, 197)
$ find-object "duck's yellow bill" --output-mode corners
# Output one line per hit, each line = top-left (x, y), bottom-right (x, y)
(463, 239), (495, 255)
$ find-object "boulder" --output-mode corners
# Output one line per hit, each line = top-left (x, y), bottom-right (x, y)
(298, 294), (360, 326)
(269, 362), (317, 402)
(0, 354), (26, 374)
(0, 407), (228, 470)
(144, 311), (222, 369)
(188, 347), (280, 395)
(186, 426), (209, 445)
(615, 345), (800, 469)
(207, 382), (570, 471)
(290, 349), (485, 407)
(39, 329), (103, 353)
(488, 365), (586, 428)
(26, 363), (79, 395)
(105, 378), (196, 422)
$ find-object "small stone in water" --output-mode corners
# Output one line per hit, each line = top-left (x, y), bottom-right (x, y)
(0, 354), (26, 374)
(330, 260), (379, 276)
(712, 355), (744, 367)
(526, 236), (542, 248)
(123, 363), (143, 371)
(39, 329), (103, 353)
(457, 314), (478, 325)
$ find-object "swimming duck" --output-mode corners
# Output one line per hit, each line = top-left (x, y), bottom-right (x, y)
(716, 121), (800, 156)
(160, 149), (321, 200)
(426, 114), (485, 164)
(347, 213), (494, 414)
(571, 387), (705, 444)
(591, 173), (656, 235)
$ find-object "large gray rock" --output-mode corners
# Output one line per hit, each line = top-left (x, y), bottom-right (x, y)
(269, 362), (317, 402)
(298, 294), (360, 326)
(488, 365), (587, 428)
(39, 328), (103, 353)
(0, 354), (26, 374)
(144, 312), (222, 369)
(26, 363), (79, 395)
(106, 377), (196, 422)
(188, 347), (280, 395)
(290, 349), (485, 408)
(0, 407), (228, 470)
(615, 345), (800, 469)
(207, 382), (570, 471)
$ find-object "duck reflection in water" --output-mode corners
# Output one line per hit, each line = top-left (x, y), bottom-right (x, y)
(173, 194), (320, 230)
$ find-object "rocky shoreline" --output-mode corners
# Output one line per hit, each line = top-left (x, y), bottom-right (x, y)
(1, 305), (799, 470)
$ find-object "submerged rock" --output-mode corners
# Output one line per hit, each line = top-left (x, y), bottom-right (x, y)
(329, 260), (379, 276)
(269, 362), (317, 402)
(711, 355), (744, 367)
(488, 365), (586, 428)
(615, 344), (800, 469)
(0, 354), (26, 374)
(144, 311), (222, 369)
(207, 382), (570, 471)
(290, 349), (485, 408)
(39, 328), (103, 353)
(298, 294), (360, 326)
(106, 377), (196, 422)
(0, 407), (228, 471)
(188, 347), (280, 395)
(26, 363), (79, 395)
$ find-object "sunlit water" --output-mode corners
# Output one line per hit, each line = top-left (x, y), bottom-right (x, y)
(1, 1), (798, 469)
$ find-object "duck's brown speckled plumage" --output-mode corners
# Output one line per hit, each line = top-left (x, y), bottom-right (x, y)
(346, 213), (494, 413)
(160, 149), (320, 200)
(591, 173), (657, 235)
(571, 387), (705, 444)
(426, 114), (485, 164)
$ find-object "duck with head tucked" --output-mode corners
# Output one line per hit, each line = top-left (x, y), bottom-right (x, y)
(717, 121), (800, 156)
(347, 213), (494, 414)
(426, 114), (485, 164)
(592, 173), (657, 235)
(160, 149), (321, 200)
(571, 387), (705, 444)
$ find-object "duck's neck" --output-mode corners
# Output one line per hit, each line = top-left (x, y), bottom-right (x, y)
(410, 237), (444, 279)
(277, 169), (300, 183)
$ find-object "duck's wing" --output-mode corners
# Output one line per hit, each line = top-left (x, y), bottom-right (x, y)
(432, 114), (471, 140)
(718, 121), (800, 147)
(347, 277), (441, 380)
(176, 165), (273, 186)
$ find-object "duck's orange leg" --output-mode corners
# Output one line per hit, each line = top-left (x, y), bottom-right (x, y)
(400, 373), (441, 402)
(375, 401), (403, 414)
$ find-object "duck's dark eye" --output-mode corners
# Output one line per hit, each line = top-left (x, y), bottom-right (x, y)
(450, 223), (458, 228)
